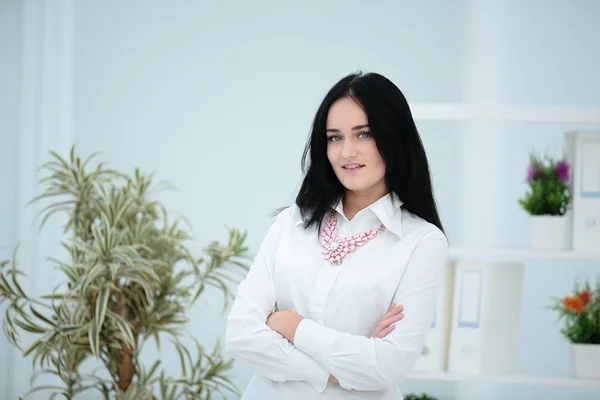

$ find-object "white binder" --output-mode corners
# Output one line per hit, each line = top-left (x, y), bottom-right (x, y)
(447, 260), (523, 375)
(413, 261), (455, 372)
(565, 130), (600, 253)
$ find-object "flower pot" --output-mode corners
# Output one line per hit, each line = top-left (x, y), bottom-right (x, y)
(530, 215), (569, 250)
(572, 343), (600, 378)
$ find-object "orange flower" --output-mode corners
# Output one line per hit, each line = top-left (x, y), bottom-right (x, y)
(562, 296), (585, 313)
(578, 290), (592, 306)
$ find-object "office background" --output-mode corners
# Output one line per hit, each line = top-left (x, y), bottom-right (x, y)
(1, 0), (599, 399)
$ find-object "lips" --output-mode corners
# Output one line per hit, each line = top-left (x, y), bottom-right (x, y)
(342, 164), (365, 170)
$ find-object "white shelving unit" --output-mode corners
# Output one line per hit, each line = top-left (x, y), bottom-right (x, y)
(405, 246), (600, 391)
(403, 103), (600, 396)
(407, 371), (600, 389)
(448, 246), (600, 264)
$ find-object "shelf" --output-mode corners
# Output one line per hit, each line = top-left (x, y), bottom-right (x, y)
(448, 246), (600, 264)
(407, 371), (600, 389)
(409, 103), (600, 123)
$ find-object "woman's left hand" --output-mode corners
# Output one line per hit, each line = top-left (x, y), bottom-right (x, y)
(266, 310), (304, 343)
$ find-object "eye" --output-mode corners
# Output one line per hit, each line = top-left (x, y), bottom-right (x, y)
(327, 135), (341, 142)
(358, 130), (371, 139)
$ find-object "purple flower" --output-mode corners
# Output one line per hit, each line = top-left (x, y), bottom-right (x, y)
(526, 166), (537, 182)
(555, 161), (570, 182)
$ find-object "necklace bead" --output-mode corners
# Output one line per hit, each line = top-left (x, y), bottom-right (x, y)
(320, 211), (385, 265)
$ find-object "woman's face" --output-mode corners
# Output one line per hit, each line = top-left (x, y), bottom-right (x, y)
(326, 97), (386, 197)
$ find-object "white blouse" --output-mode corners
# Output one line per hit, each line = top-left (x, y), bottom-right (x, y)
(225, 193), (448, 399)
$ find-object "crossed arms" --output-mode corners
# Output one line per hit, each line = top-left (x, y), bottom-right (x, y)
(224, 213), (447, 394)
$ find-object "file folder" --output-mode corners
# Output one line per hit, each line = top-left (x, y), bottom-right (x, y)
(447, 260), (523, 374)
(565, 130), (600, 253)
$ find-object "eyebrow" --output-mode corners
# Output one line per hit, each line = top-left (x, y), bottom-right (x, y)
(326, 124), (370, 133)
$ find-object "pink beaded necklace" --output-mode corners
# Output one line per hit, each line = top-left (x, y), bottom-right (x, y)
(320, 211), (385, 265)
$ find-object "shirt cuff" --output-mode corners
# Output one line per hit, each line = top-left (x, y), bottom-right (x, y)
(288, 347), (330, 393)
(294, 318), (342, 370)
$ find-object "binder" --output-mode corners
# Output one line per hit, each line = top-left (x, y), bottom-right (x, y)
(447, 260), (524, 375)
(565, 131), (600, 253)
(413, 261), (455, 372)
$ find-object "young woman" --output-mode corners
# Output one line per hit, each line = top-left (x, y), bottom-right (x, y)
(225, 72), (448, 399)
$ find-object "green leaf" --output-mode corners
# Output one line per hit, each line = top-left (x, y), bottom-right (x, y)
(80, 262), (107, 295)
(57, 324), (87, 335)
(90, 286), (110, 358)
(144, 359), (161, 383)
(172, 339), (191, 377)
(106, 310), (136, 349)
(123, 276), (154, 307)
(29, 305), (57, 328)
(40, 293), (76, 301)
(22, 331), (52, 357)
(13, 316), (46, 334)
(0, 272), (17, 297)
(21, 384), (69, 399)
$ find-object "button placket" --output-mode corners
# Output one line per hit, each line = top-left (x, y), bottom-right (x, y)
(307, 260), (341, 324)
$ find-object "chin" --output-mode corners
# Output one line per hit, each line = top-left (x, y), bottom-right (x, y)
(337, 175), (387, 195)
(339, 180), (371, 193)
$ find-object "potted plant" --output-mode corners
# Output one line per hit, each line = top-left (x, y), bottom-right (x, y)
(550, 279), (600, 378)
(0, 147), (251, 399)
(404, 394), (438, 400)
(518, 152), (572, 250)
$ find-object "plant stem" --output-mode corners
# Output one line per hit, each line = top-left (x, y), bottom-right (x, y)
(66, 378), (74, 399)
(115, 279), (135, 392)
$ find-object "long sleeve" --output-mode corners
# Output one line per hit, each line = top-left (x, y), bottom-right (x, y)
(225, 208), (330, 393)
(293, 231), (448, 391)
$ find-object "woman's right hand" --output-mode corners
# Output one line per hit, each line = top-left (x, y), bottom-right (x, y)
(371, 303), (404, 338)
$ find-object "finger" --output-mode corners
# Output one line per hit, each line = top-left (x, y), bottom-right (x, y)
(381, 312), (404, 328)
(384, 303), (395, 317)
(374, 324), (395, 338)
(372, 319), (389, 337)
(384, 304), (404, 318)
(375, 314), (402, 335)
(374, 313), (403, 337)
(387, 311), (404, 324)
(373, 305), (404, 337)
(381, 304), (402, 321)
(379, 310), (403, 329)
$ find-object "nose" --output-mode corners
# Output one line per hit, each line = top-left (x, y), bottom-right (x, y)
(341, 138), (358, 159)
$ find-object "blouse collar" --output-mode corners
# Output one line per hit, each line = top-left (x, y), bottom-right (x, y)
(295, 192), (404, 238)
(333, 193), (404, 238)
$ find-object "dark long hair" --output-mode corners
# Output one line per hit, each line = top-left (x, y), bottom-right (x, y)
(295, 71), (444, 234)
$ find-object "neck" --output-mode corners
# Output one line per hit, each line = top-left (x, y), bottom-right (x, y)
(343, 187), (388, 220)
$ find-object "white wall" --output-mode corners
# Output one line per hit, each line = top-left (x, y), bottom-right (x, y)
(2, 0), (600, 399)
(0, 1), (74, 399)
(0, 0), (20, 396)
(0, 3), (19, 246)
(71, 1), (468, 393)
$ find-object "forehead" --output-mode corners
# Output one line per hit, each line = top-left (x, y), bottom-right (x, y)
(326, 97), (368, 128)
